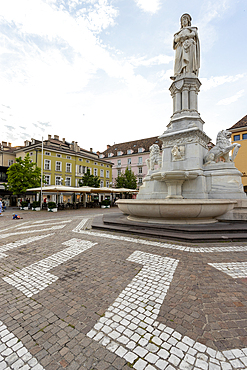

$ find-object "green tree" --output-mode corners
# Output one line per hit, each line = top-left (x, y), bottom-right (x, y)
(79, 169), (100, 187)
(6, 154), (42, 195)
(115, 168), (137, 189)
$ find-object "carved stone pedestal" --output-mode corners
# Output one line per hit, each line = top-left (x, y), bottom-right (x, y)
(204, 162), (246, 199)
(151, 171), (199, 199)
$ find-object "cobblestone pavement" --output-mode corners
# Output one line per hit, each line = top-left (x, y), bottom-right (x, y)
(0, 207), (247, 370)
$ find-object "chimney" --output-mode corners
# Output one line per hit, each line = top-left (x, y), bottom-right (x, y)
(2, 141), (7, 146)
(54, 135), (59, 140)
(8, 143), (11, 147)
(107, 145), (111, 149)
(62, 138), (65, 143)
(90, 148), (93, 152)
(24, 140), (29, 146)
(96, 151), (100, 155)
(48, 134), (51, 140)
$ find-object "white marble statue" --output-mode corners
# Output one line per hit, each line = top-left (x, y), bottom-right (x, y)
(146, 144), (162, 171)
(173, 13), (200, 78)
(204, 130), (241, 165)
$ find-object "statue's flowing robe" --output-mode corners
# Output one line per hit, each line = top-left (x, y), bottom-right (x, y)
(173, 26), (200, 77)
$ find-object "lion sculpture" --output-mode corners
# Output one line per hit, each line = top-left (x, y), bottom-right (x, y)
(146, 144), (162, 170)
(204, 130), (241, 165)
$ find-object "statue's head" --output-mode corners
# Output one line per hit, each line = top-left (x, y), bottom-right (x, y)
(180, 13), (191, 28)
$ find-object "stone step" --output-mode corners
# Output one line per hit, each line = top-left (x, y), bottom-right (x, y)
(92, 213), (247, 243)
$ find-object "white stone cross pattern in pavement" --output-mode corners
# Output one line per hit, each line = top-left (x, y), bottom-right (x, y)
(0, 233), (54, 259)
(0, 224), (66, 239)
(15, 219), (72, 230)
(0, 320), (45, 369)
(209, 262), (247, 279)
(87, 251), (247, 369)
(3, 238), (96, 297)
(73, 218), (247, 254)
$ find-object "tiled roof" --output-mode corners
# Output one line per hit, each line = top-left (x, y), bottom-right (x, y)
(101, 136), (162, 157)
(15, 136), (112, 164)
(228, 115), (247, 130)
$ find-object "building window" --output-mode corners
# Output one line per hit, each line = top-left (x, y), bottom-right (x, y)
(234, 135), (240, 141)
(8, 160), (14, 166)
(106, 170), (109, 178)
(56, 154), (61, 158)
(138, 157), (142, 165)
(243, 134), (247, 140)
(86, 159), (90, 163)
(99, 154), (103, 158)
(118, 169), (121, 176)
(65, 177), (71, 186)
(79, 158), (82, 161)
(55, 176), (62, 185)
(127, 149), (132, 154)
(138, 177), (143, 184)
(44, 159), (51, 170)
(94, 162), (97, 165)
(83, 166), (87, 174)
(56, 161), (62, 171)
(100, 169), (104, 177)
(117, 151), (122, 156)
(66, 156), (71, 159)
(138, 148), (143, 153)
(106, 181), (109, 187)
(100, 180), (104, 187)
(44, 175), (50, 185)
(94, 168), (98, 176)
(29, 152), (33, 156)
(128, 158), (131, 165)
(78, 165), (83, 174)
(139, 167), (142, 174)
(66, 163), (71, 172)
(108, 153), (113, 157)
(117, 159), (121, 166)
(45, 151), (51, 156)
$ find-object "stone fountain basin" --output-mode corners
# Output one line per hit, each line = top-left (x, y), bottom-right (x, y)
(116, 199), (237, 224)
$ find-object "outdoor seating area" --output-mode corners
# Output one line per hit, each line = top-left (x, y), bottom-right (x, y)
(25, 185), (138, 211)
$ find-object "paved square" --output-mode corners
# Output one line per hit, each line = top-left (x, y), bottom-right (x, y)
(0, 207), (247, 369)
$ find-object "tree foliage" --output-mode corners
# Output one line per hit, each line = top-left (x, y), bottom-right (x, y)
(79, 169), (100, 188)
(115, 168), (137, 189)
(6, 154), (42, 195)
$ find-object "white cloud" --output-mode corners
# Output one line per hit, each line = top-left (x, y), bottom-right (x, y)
(158, 69), (173, 81)
(130, 55), (173, 68)
(134, 0), (161, 14)
(200, 74), (244, 91)
(217, 89), (245, 105)
(197, 0), (235, 51)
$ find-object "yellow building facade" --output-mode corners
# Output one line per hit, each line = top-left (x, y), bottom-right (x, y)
(14, 135), (113, 188)
(229, 115), (247, 191)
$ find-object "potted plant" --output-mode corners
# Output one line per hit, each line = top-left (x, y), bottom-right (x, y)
(101, 199), (111, 208)
(20, 201), (28, 211)
(47, 201), (57, 212)
(32, 201), (41, 211)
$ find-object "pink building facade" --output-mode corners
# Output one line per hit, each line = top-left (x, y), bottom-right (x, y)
(98, 136), (162, 189)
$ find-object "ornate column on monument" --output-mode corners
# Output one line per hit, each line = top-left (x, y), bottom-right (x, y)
(158, 13), (211, 199)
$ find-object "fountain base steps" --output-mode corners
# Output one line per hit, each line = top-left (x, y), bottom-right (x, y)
(92, 213), (247, 243)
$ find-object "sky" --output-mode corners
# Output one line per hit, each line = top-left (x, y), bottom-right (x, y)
(0, 0), (246, 153)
